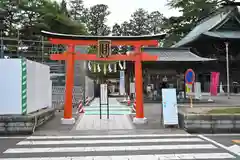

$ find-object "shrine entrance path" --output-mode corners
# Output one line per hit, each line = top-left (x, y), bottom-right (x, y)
(84, 98), (132, 115)
(75, 98), (134, 130)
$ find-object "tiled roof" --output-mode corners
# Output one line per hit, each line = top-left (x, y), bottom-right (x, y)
(142, 47), (215, 61)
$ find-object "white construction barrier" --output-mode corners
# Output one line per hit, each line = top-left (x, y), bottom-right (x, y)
(52, 86), (83, 108)
(194, 82), (202, 100)
(0, 59), (52, 115)
(85, 76), (94, 99)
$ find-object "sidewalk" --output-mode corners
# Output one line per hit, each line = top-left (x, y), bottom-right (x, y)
(33, 107), (79, 134)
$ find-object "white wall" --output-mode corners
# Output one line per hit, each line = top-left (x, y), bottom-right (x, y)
(0, 59), (22, 114)
(26, 60), (36, 114)
(26, 60), (52, 113)
(0, 59), (52, 115)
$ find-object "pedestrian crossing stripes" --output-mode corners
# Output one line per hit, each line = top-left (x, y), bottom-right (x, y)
(17, 137), (204, 145)
(25, 134), (192, 139)
(0, 134), (236, 160)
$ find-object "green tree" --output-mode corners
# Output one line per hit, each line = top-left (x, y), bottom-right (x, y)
(164, 0), (226, 46)
(161, 16), (186, 46)
(0, 0), (21, 37)
(120, 21), (132, 36)
(35, 0), (87, 35)
(18, 0), (47, 40)
(129, 8), (151, 35)
(85, 4), (111, 36)
(111, 23), (122, 53)
(0, 0), (87, 38)
(148, 11), (165, 34)
(111, 23), (122, 36)
(60, 0), (69, 17)
(69, 0), (84, 21)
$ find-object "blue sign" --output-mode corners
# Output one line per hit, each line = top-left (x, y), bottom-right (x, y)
(185, 69), (195, 84)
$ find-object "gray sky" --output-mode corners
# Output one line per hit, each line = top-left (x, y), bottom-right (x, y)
(57, 0), (181, 27)
(82, 0), (181, 27)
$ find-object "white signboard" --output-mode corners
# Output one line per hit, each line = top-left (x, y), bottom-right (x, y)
(119, 71), (125, 95)
(130, 82), (135, 93)
(194, 82), (202, 100)
(162, 88), (179, 126)
(100, 84), (108, 104)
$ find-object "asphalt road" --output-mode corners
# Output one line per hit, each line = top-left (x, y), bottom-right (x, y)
(204, 134), (240, 147)
(0, 133), (239, 160)
(0, 137), (26, 154)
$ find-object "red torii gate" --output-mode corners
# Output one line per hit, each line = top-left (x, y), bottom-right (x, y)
(42, 31), (166, 124)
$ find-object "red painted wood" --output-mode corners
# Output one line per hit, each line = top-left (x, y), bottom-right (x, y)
(50, 54), (67, 60)
(141, 52), (158, 61)
(49, 38), (158, 46)
(50, 52), (158, 61)
(64, 45), (75, 119)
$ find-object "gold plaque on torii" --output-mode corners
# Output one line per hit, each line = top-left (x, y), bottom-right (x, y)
(98, 40), (111, 58)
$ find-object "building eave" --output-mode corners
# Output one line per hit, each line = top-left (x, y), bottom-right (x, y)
(203, 31), (240, 40)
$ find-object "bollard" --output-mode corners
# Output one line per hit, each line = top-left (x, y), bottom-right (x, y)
(190, 96), (193, 108)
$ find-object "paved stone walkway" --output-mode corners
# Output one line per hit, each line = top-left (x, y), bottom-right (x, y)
(75, 114), (134, 130)
(75, 98), (134, 130)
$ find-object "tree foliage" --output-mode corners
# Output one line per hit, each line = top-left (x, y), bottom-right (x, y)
(69, 0), (85, 21)
(84, 4), (111, 36)
(111, 9), (165, 37)
(163, 0), (229, 46)
(0, 0), (87, 39)
(130, 8), (151, 36)
(111, 23), (122, 36)
(0, 0), (231, 47)
(148, 11), (164, 34)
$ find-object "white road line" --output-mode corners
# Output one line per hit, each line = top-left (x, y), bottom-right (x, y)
(0, 137), (27, 139)
(4, 144), (217, 153)
(26, 134), (192, 139)
(199, 134), (240, 136)
(17, 138), (203, 145)
(0, 153), (235, 160)
(198, 134), (239, 157)
(228, 144), (240, 156)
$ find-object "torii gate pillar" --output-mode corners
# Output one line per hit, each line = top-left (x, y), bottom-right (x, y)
(133, 47), (146, 124)
(62, 45), (75, 124)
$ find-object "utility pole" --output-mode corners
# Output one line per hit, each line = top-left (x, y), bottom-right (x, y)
(225, 42), (230, 99)
(41, 36), (44, 63)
